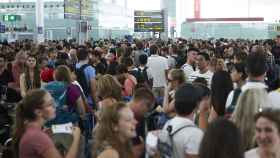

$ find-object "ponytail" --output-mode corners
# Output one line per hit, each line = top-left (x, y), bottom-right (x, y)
(12, 89), (47, 158)
(13, 101), (26, 158)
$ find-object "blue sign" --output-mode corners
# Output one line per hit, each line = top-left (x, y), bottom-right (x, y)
(0, 25), (5, 33)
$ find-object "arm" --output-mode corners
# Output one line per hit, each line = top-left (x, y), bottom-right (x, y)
(90, 78), (97, 102)
(198, 111), (208, 130)
(43, 127), (81, 158)
(19, 74), (26, 97)
(163, 86), (175, 114)
(64, 127), (81, 158)
(133, 143), (145, 158)
(76, 97), (87, 119)
(208, 106), (218, 123)
(198, 97), (211, 130)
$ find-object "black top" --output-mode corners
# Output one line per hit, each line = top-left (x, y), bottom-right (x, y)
(0, 69), (13, 86)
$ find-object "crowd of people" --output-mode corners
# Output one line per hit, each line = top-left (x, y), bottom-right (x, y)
(1, 36), (280, 158)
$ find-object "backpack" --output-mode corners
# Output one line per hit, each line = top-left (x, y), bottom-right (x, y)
(44, 82), (79, 127)
(171, 55), (185, 69)
(75, 64), (91, 96)
(134, 66), (152, 88)
(265, 63), (280, 91)
(157, 123), (195, 158)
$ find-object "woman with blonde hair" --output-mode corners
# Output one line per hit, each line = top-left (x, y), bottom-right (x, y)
(231, 88), (271, 151)
(92, 102), (137, 158)
(96, 74), (122, 109)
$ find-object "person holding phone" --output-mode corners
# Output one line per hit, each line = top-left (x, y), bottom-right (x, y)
(13, 89), (81, 158)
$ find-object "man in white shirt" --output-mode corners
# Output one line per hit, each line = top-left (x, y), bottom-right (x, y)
(147, 45), (169, 98)
(181, 48), (198, 81)
(161, 84), (204, 158)
(188, 52), (213, 87)
(241, 51), (267, 92)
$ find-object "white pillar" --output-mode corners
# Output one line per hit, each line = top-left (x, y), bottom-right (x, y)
(36, 0), (44, 43)
(160, 0), (168, 40)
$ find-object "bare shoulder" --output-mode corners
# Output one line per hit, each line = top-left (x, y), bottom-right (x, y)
(97, 148), (119, 158)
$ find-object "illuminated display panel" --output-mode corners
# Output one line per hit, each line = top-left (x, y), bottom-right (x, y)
(134, 10), (164, 32)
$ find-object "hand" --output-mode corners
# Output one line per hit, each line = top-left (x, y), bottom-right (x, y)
(165, 83), (172, 93)
(72, 127), (81, 141)
(198, 97), (210, 114)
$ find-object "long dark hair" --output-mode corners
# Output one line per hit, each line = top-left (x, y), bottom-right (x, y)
(13, 89), (47, 158)
(24, 55), (41, 90)
(199, 118), (244, 158)
(211, 70), (233, 116)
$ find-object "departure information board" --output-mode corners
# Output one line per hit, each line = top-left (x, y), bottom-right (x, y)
(134, 10), (164, 32)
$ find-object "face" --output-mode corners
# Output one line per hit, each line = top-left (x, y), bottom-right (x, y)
(40, 93), (56, 120)
(26, 57), (37, 69)
(196, 55), (208, 71)
(49, 52), (57, 60)
(117, 107), (137, 139)
(277, 37), (280, 45)
(106, 53), (115, 63)
(230, 68), (241, 82)
(187, 51), (198, 63)
(41, 59), (48, 68)
(255, 117), (280, 151)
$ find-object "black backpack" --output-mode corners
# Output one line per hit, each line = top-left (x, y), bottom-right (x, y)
(134, 66), (152, 88)
(265, 63), (280, 91)
(171, 55), (185, 69)
(75, 64), (91, 96)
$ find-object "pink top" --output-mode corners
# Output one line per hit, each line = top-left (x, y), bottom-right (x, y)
(122, 74), (137, 97)
(19, 126), (55, 158)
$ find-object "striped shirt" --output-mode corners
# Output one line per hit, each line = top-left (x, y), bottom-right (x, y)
(181, 63), (195, 81)
(188, 70), (213, 87)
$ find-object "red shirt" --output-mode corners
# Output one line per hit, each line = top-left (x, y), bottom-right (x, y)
(19, 126), (55, 158)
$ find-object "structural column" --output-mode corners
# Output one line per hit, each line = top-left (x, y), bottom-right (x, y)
(36, 0), (44, 43)
(194, 0), (201, 19)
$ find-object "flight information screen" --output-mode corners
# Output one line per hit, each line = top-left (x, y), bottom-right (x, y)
(134, 10), (164, 32)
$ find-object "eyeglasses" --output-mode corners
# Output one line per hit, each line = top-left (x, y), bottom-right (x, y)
(43, 100), (56, 108)
(27, 59), (36, 62)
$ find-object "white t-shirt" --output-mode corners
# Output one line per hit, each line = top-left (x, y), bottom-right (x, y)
(147, 55), (169, 88)
(188, 70), (213, 87)
(181, 63), (195, 81)
(268, 89), (280, 109)
(245, 148), (260, 158)
(163, 116), (203, 158)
